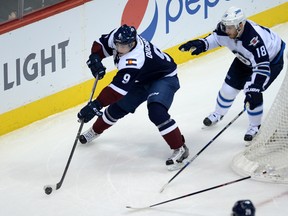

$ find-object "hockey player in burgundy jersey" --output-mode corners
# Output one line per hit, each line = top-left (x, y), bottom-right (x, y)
(179, 6), (286, 142)
(77, 24), (189, 170)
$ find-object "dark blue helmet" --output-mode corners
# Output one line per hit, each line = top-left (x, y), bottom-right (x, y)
(232, 200), (255, 216)
(113, 24), (137, 44)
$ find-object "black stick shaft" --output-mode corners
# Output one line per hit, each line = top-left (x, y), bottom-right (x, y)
(56, 121), (85, 189)
(56, 76), (99, 190)
(160, 109), (245, 192)
(152, 176), (250, 208)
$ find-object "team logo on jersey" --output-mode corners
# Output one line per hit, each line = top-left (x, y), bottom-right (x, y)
(249, 36), (260, 46)
(126, 58), (137, 66)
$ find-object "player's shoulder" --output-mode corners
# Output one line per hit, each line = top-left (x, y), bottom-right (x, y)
(99, 28), (118, 50)
(117, 41), (145, 70)
(213, 22), (227, 36)
(240, 20), (265, 49)
(243, 20), (260, 36)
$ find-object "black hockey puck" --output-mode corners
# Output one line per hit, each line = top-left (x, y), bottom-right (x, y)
(44, 186), (53, 195)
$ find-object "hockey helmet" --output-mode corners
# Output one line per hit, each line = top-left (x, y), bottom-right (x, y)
(221, 6), (246, 30)
(113, 24), (137, 45)
(232, 200), (255, 216)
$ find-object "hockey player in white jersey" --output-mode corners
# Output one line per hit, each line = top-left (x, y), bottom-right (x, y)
(77, 24), (189, 170)
(179, 6), (286, 141)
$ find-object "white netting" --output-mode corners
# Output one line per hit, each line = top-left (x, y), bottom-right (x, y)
(231, 54), (288, 184)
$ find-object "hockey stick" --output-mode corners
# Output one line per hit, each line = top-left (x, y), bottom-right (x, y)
(159, 109), (245, 193)
(43, 75), (100, 195)
(127, 175), (251, 209)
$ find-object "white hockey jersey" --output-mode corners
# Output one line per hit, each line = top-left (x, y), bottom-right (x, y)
(205, 20), (284, 79)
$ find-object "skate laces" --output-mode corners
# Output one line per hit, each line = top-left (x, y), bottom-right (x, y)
(169, 146), (185, 161)
(83, 128), (97, 141)
(208, 113), (223, 122)
(246, 125), (260, 136)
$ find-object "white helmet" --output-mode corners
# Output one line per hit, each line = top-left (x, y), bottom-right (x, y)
(221, 6), (246, 30)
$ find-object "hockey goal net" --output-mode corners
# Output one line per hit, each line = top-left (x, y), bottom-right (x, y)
(231, 54), (288, 184)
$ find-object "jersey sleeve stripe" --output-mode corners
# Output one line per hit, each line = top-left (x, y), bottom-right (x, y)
(109, 83), (128, 96)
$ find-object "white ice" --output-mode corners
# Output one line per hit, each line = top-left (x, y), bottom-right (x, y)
(0, 23), (288, 216)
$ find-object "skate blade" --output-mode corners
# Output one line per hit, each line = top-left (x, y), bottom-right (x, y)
(245, 141), (252, 147)
(166, 158), (188, 171)
(201, 124), (217, 130)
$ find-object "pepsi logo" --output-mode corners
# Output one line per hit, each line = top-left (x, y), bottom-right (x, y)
(121, 0), (158, 41)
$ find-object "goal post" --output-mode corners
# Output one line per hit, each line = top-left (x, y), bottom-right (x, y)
(231, 53), (288, 184)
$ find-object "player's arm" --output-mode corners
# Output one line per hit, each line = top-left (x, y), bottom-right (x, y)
(244, 41), (270, 109)
(86, 30), (117, 79)
(86, 40), (107, 79)
(178, 23), (222, 55)
(96, 68), (138, 107)
(77, 68), (137, 122)
(204, 23), (224, 50)
(86, 43), (106, 79)
(248, 40), (271, 91)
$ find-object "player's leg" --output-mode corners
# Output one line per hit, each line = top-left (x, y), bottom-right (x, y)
(203, 58), (248, 127)
(80, 85), (147, 144)
(147, 75), (189, 170)
(244, 51), (285, 142)
(203, 82), (240, 126)
(79, 104), (130, 144)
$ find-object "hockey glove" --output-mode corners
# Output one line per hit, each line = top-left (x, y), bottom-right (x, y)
(178, 39), (207, 55)
(244, 85), (263, 110)
(77, 100), (103, 123)
(86, 53), (106, 79)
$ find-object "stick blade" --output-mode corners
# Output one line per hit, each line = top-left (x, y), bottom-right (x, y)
(159, 183), (168, 193)
(43, 184), (57, 195)
(126, 205), (151, 210)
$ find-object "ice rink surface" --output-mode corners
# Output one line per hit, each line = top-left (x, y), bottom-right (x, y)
(0, 23), (288, 216)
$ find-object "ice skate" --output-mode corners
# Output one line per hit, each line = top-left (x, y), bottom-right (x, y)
(166, 144), (189, 171)
(203, 112), (223, 126)
(244, 125), (260, 142)
(79, 127), (99, 144)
